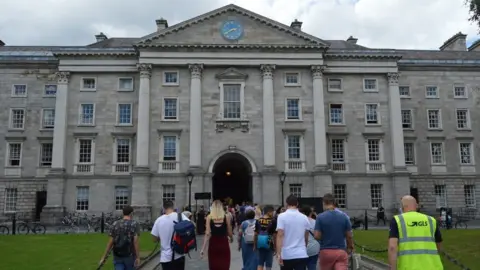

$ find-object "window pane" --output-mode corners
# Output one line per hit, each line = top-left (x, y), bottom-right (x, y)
(223, 84), (241, 119)
(370, 184), (383, 208)
(81, 104), (95, 125)
(334, 184), (346, 208)
(115, 186), (129, 210)
(8, 143), (21, 166)
(164, 98), (178, 120)
(287, 135), (301, 159)
(76, 187), (89, 210)
(162, 185), (176, 203)
(165, 72), (178, 83)
(42, 109), (55, 128)
(44, 84), (57, 96)
(40, 143), (53, 167)
(289, 184), (302, 197)
(163, 136), (177, 161)
(118, 104), (132, 124)
(78, 139), (92, 163)
(116, 139), (130, 163)
(286, 99), (299, 119)
(11, 109), (25, 129)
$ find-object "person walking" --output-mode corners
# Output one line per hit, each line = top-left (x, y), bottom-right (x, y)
(300, 206), (320, 270)
(200, 200), (233, 270)
(276, 195), (310, 270)
(377, 205), (386, 225)
(388, 195), (443, 270)
(99, 205), (140, 270)
(255, 205), (277, 270)
(238, 209), (258, 270)
(314, 194), (353, 270)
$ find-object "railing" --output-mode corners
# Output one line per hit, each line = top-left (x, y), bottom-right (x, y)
(112, 164), (131, 174)
(285, 160), (305, 172)
(366, 163), (384, 172)
(332, 162), (348, 172)
(158, 161), (179, 173)
(74, 164), (94, 174)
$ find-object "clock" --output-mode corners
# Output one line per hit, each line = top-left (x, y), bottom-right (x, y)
(221, 20), (243, 40)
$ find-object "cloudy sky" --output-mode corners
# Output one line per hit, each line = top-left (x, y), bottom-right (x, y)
(0, 0), (478, 49)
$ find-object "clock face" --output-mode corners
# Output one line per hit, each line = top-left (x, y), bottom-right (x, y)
(221, 20), (243, 40)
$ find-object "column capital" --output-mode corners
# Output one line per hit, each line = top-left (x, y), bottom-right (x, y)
(387, 72), (400, 85)
(137, 63), (152, 78)
(189, 64), (203, 79)
(311, 65), (325, 79)
(260, 64), (276, 79)
(55, 71), (70, 84)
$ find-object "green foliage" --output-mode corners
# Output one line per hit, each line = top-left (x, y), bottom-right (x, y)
(467, 0), (480, 30)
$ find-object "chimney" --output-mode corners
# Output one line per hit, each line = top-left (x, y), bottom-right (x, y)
(0, 40), (4, 46)
(95, 32), (108, 42)
(439, 32), (467, 51)
(346, 36), (358, 44)
(156, 18), (169, 32)
(290, 19), (303, 31)
(468, 39), (480, 51)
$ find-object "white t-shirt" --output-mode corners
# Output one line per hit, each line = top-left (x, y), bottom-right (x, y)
(276, 209), (310, 260)
(151, 212), (190, 263)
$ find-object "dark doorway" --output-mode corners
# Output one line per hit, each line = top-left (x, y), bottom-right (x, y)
(35, 191), (47, 221)
(298, 197), (324, 213)
(212, 153), (252, 205)
(410, 187), (419, 203)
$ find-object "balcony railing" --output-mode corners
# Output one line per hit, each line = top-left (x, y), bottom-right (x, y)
(158, 161), (180, 173)
(112, 164), (131, 174)
(366, 163), (384, 172)
(285, 160), (305, 172)
(74, 164), (94, 174)
(331, 162), (348, 172)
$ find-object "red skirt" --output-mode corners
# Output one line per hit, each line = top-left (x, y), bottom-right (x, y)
(208, 235), (230, 270)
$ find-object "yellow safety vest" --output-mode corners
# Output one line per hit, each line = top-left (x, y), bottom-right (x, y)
(393, 212), (443, 270)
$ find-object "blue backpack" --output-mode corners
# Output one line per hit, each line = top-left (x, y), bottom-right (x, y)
(257, 217), (273, 250)
(171, 213), (197, 260)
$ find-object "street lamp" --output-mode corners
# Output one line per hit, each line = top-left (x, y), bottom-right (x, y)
(279, 171), (286, 205)
(186, 172), (194, 211)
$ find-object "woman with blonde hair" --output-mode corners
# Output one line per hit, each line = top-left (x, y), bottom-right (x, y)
(200, 200), (233, 270)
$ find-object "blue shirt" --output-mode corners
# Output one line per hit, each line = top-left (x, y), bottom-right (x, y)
(314, 210), (352, 250)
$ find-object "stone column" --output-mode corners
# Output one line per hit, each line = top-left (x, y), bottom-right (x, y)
(188, 64), (203, 169)
(387, 72), (406, 170)
(311, 66), (328, 170)
(260, 65), (276, 169)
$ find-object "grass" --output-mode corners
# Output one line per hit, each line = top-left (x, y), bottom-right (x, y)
(0, 232), (158, 270)
(354, 229), (480, 270)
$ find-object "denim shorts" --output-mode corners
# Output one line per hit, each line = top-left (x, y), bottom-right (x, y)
(113, 256), (135, 270)
(257, 248), (273, 267)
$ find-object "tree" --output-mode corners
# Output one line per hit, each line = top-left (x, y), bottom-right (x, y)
(467, 0), (480, 29)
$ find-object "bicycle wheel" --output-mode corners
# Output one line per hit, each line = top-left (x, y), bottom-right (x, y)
(0, 225), (9, 235)
(17, 224), (29, 235)
(455, 221), (467, 229)
(33, 224), (46, 234)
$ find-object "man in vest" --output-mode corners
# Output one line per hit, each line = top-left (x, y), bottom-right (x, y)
(388, 195), (443, 270)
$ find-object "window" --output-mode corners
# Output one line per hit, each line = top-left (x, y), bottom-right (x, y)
(81, 78), (96, 91)
(329, 104), (344, 125)
(363, 79), (377, 92)
(401, 110), (413, 129)
(221, 83), (242, 119)
(289, 184), (302, 198)
(9, 109), (25, 129)
(117, 104), (132, 125)
(464, 185), (476, 208)
(456, 109), (470, 130)
(427, 109), (442, 129)
(285, 134), (305, 171)
(328, 78), (342, 91)
(162, 185), (176, 203)
(425, 86), (438, 98)
(459, 142), (474, 165)
(159, 135), (179, 172)
(404, 143), (415, 165)
(12, 84), (27, 97)
(40, 143), (53, 167)
(430, 142), (445, 165)
(454, 84), (467, 98)
(4, 188), (18, 212)
(114, 138), (131, 173)
(365, 104), (379, 125)
(367, 139), (381, 162)
(286, 98), (301, 120)
(76, 187), (89, 211)
(370, 184), (383, 208)
(7, 143), (22, 167)
(118, 78), (133, 91)
(399, 86), (410, 97)
(79, 104), (95, 125)
(435, 185), (447, 208)
(115, 186), (129, 210)
(163, 71), (179, 85)
(44, 84), (57, 96)
(75, 138), (94, 173)
(334, 184), (346, 208)
(163, 98), (178, 121)
(331, 139), (347, 171)
(285, 72), (300, 86)
(41, 109), (55, 129)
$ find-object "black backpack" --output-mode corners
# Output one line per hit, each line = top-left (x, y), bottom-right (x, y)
(113, 220), (134, 257)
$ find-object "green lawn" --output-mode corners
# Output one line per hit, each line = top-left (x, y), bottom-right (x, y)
(354, 229), (480, 270)
(0, 233), (158, 270)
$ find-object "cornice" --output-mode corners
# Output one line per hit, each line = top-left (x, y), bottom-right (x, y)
(325, 51), (402, 60)
(136, 43), (326, 50)
(53, 51), (137, 57)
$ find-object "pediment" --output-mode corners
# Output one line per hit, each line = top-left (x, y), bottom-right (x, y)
(216, 67), (248, 80)
(137, 4), (329, 49)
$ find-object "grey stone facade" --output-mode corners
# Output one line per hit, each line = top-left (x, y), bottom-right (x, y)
(0, 4), (479, 222)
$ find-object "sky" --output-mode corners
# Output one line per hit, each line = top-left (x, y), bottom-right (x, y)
(0, 0), (478, 49)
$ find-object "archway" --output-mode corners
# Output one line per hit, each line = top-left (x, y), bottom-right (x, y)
(212, 153), (252, 205)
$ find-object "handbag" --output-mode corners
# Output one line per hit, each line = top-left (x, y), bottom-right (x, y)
(306, 230), (320, 257)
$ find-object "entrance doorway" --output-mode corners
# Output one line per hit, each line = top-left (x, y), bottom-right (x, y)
(212, 153), (252, 205)
(410, 187), (419, 203)
(35, 191), (47, 221)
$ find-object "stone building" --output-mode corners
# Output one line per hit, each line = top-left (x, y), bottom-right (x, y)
(0, 4), (478, 221)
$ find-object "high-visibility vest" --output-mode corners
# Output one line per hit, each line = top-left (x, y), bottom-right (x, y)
(393, 211), (443, 270)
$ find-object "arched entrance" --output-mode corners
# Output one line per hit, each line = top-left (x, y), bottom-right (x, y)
(212, 153), (253, 205)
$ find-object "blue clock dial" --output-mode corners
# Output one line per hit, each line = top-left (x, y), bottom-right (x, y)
(221, 20), (243, 40)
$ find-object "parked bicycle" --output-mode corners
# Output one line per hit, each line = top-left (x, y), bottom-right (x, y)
(17, 220), (46, 235)
(0, 224), (9, 235)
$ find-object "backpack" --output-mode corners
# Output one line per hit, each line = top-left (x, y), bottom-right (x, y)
(243, 220), (256, 244)
(306, 230), (320, 257)
(171, 212), (197, 261)
(257, 217), (273, 249)
(113, 220), (134, 257)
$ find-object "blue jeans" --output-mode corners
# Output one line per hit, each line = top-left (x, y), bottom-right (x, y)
(307, 254), (318, 270)
(113, 256), (135, 270)
(241, 241), (258, 270)
(257, 248), (273, 268)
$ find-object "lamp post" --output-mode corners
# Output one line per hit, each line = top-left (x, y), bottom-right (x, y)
(279, 171), (286, 205)
(186, 172), (194, 211)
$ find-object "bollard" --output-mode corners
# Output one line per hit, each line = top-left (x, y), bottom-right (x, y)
(100, 212), (105, 234)
(12, 213), (16, 235)
(364, 209), (368, 230)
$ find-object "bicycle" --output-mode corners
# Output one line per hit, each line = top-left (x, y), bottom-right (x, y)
(17, 220), (46, 235)
(0, 225), (9, 235)
(454, 218), (468, 229)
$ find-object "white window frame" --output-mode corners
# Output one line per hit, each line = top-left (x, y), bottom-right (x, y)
(427, 109), (442, 130)
(116, 103), (133, 126)
(455, 109), (471, 130)
(370, 184), (383, 209)
(364, 103), (381, 125)
(115, 186), (130, 210)
(284, 72), (301, 87)
(9, 108), (26, 130)
(430, 142), (445, 165)
(327, 78), (343, 92)
(425, 85), (439, 98)
(435, 185), (447, 209)
(162, 184), (176, 203)
(11, 84), (27, 97)
(330, 138), (348, 172)
(399, 86), (410, 98)
(333, 184), (347, 208)
(80, 77), (97, 91)
(112, 137), (132, 174)
(453, 84), (467, 99)
(117, 77), (134, 92)
(5, 142), (23, 168)
(4, 188), (18, 213)
(39, 142), (53, 167)
(363, 78), (378, 92)
(285, 98), (302, 121)
(401, 109), (414, 130)
(404, 142), (416, 166)
(159, 134), (180, 173)
(464, 185), (476, 208)
(76, 186), (90, 211)
(78, 103), (96, 126)
(163, 70), (179, 86)
(219, 82), (245, 120)
(162, 97), (180, 121)
(289, 184), (302, 198)
(329, 103), (345, 125)
(365, 138), (385, 172)
(74, 137), (96, 174)
(43, 84), (57, 97)
(284, 133), (306, 172)
(41, 108), (55, 130)
(459, 142), (475, 165)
